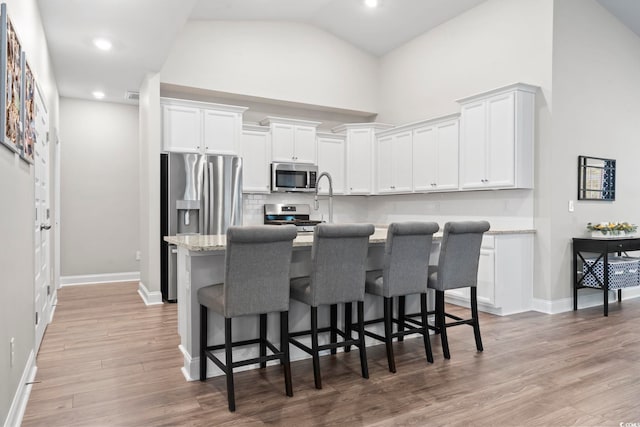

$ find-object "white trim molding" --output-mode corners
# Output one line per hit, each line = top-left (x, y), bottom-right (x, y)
(137, 281), (163, 306)
(4, 350), (37, 427)
(533, 287), (640, 314)
(61, 271), (140, 286)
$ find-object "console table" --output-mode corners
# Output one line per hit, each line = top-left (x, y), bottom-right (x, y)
(573, 237), (640, 316)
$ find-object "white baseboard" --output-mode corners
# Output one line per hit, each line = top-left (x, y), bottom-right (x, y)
(137, 281), (163, 306)
(533, 287), (640, 314)
(4, 350), (37, 427)
(61, 271), (140, 286)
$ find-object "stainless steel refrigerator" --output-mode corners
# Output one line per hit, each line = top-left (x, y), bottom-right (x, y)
(160, 153), (243, 302)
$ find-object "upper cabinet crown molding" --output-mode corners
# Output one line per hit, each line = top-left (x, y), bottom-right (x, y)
(242, 123), (269, 133)
(376, 113), (461, 138)
(331, 122), (394, 134)
(161, 97), (248, 114)
(456, 83), (538, 105)
(259, 116), (321, 128)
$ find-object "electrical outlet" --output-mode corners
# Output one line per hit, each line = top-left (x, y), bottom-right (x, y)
(10, 337), (15, 367)
(135, 250), (141, 261)
(568, 200), (574, 212)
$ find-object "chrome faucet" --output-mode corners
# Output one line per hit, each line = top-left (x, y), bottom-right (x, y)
(314, 171), (333, 224)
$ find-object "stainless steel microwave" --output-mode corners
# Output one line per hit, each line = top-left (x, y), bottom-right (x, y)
(271, 163), (318, 193)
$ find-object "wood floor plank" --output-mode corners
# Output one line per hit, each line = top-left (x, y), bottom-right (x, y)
(22, 282), (640, 426)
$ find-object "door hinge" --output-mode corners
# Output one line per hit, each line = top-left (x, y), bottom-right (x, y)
(46, 208), (50, 219)
(35, 311), (39, 325)
(47, 285), (50, 296)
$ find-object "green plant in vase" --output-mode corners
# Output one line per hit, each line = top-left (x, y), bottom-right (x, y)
(587, 222), (637, 236)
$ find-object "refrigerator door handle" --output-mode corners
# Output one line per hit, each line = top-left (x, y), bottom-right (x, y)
(202, 157), (209, 235)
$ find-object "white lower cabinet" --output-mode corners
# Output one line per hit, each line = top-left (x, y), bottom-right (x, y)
(443, 233), (533, 316)
(240, 126), (271, 193)
(316, 134), (346, 195)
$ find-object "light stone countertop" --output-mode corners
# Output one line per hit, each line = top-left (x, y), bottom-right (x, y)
(164, 227), (535, 252)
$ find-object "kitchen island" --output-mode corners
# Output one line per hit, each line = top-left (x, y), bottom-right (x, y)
(165, 228), (534, 380)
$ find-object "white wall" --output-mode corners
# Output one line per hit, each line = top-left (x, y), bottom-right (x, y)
(0, 0), (59, 424)
(377, 0), (553, 125)
(372, 0), (553, 245)
(59, 98), (139, 277)
(161, 21), (379, 114)
(545, 0), (640, 301)
(139, 73), (162, 300)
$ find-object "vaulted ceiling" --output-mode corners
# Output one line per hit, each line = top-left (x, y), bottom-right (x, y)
(35, 0), (640, 105)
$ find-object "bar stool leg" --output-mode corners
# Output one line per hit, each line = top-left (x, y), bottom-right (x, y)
(199, 305), (207, 381)
(224, 318), (236, 412)
(330, 304), (337, 355)
(436, 290), (450, 359)
(420, 293), (434, 363)
(344, 302), (353, 353)
(398, 296), (405, 342)
(470, 288), (483, 352)
(383, 297), (396, 373)
(259, 313), (267, 368)
(310, 306), (322, 389)
(357, 301), (369, 379)
(280, 311), (293, 397)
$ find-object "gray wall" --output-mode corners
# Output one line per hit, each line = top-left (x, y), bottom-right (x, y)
(59, 98), (140, 277)
(0, 0), (59, 424)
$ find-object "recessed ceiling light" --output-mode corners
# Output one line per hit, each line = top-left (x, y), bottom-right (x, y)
(364, 0), (379, 8)
(93, 37), (112, 51)
(92, 91), (105, 100)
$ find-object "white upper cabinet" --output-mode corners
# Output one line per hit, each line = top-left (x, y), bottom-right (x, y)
(240, 125), (271, 193)
(376, 130), (413, 194)
(162, 104), (201, 153)
(413, 116), (459, 192)
(162, 98), (247, 155)
(316, 134), (346, 195)
(458, 83), (536, 190)
(334, 123), (393, 195)
(260, 117), (321, 164)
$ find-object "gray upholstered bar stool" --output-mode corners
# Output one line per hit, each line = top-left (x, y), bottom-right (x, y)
(198, 225), (297, 412)
(362, 221), (439, 372)
(289, 223), (375, 389)
(428, 221), (490, 359)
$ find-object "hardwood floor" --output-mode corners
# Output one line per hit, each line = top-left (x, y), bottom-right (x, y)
(22, 282), (640, 426)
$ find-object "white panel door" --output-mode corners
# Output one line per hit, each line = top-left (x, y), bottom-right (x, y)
(377, 135), (394, 193)
(346, 129), (373, 194)
(202, 109), (239, 155)
(271, 123), (295, 162)
(392, 131), (413, 192)
(240, 130), (271, 193)
(486, 92), (515, 187)
(435, 120), (459, 191)
(413, 126), (437, 191)
(293, 125), (316, 164)
(460, 101), (487, 189)
(317, 136), (345, 195)
(163, 105), (201, 153)
(34, 87), (51, 352)
(476, 248), (496, 305)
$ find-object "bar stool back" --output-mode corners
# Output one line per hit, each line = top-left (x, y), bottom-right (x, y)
(428, 221), (490, 359)
(289, 223), (375, 389)
(363, 221), (439, 372)
(198, 225), (297, 412)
